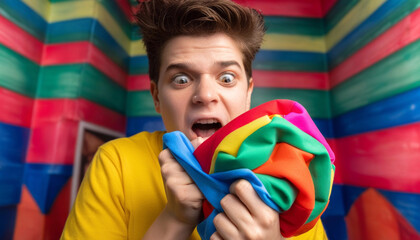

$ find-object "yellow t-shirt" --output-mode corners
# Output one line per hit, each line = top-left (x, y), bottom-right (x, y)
(60, 131), (327, 239)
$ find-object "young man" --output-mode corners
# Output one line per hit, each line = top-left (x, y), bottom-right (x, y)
(61, 0), (328, 239)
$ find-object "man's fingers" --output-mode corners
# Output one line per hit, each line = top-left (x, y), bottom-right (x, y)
(220, 194), (253, 232)
(213, 212), (240, 239)
(229, 179), (267, 218)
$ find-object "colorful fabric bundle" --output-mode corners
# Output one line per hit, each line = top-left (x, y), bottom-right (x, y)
(163, 99), (335, 239)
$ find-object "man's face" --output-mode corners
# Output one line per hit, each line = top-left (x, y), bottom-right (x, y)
(150, 33), (254, 141)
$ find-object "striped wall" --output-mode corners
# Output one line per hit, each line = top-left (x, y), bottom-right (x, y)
(0, 0), (129, 239)
(0, 0), (419, 239)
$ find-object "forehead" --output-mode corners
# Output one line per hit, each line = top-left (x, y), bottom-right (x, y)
(160, 33), (244, 69)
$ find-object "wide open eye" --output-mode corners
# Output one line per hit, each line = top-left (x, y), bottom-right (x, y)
(172, 74), (191, 85)
(219, 73), (235, 84)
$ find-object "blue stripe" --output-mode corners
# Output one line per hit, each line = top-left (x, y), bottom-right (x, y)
(129, 55), (149, 75)
(45, 18), (94, 43)
(323, 184), (345, 216)
(333, 86), (420, 137)
(322, 215), (348, 240)
(0, 0), (47, 41)
(0, 205), (17, 240)
(0, 122), (30, 164)
(126, 116), (165, 137)
(24, 163), (73, 214)
(379, 189), (420, 232)
(328, 0), (415, 69)
(313, 119), (334, 139)
(91, 20), (130, 70)
(0, 163), (24, 206)
(254, 50), (328, 72)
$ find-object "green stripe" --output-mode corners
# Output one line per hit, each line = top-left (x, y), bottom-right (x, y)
(38, 64), (126, 114)
(264, 16), (324, 36)
(251, 88), (331, 119)
(126, 90), (158, 116)
(332, 39), (420, 116)
(0, 44), (39, 97)
(324, 0), (359, 32)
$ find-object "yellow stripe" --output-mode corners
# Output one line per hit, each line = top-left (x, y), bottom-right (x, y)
(262, 34), (326, 53)
(22, 0), (50, 20)
(49, 1), (131, 54)
(209, 115), (281, 174)
(326, 0), (386, 50)
(131, 39), (147, 56)
(48, 1), (96, 23)
(130, 34), (326, 57)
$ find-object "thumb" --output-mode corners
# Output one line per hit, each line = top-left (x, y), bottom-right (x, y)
(190, 137), (204, 149)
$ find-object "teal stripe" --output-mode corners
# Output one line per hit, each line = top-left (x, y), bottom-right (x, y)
(331, 39), (420, 116)
(324, 0), (359, 32)
(131, 26), (142, 41)
(251, 88), (331, 119)
(264, 16), (324, 36)
(38, 64), (126, 114)
(0, 44), (39, 97)
(126, 91), (159, 117)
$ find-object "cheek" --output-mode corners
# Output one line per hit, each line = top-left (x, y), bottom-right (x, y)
(225, 88), (250, 116)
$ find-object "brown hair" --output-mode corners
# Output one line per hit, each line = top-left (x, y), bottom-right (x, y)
(135, 0), (266, 82)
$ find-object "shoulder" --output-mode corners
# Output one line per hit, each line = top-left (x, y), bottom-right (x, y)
(99, 131), (165, 157)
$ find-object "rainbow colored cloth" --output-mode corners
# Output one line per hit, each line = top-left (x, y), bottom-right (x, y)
(163, 99), (335, 239)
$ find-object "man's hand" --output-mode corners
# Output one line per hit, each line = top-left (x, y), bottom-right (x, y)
(158, 137), (205, 226)
(210, 179), (284, 240)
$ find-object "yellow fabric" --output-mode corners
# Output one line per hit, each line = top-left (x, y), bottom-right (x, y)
(61, 130), (328, 239)
(60, 131), (200, 240)
(289, 220), (329, 240)
(210, 115), (272, 173)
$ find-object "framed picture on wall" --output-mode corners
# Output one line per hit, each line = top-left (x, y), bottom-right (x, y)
(70, 121), (125, 209)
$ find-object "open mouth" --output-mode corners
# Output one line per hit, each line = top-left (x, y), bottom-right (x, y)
(192, 119), (222, 138)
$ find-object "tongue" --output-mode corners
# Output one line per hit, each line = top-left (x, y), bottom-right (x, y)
(193, 128), (217, 138)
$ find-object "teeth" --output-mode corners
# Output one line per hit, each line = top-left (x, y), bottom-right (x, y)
(195, 119), (218, 124)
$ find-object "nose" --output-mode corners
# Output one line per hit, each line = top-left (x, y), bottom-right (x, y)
(192, 77), (218, 105)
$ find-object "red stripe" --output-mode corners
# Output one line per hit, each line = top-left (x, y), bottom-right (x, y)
(233, 0), (324, 18)
(26, 119), (79, 164)
(321, 0), (337, 16)
(326, 138), (343, 184)
(0, 14), (42, 63)
(42, 42), (127, 88)
(253, 70), (329, 90)
(336, 122), (420, 193)
(330, 8), (420, 88)
(0, 87), (33, 128)
(32, 99), (126, 133)
(116, 0), (135, 23)
(127, 74), (150, 91)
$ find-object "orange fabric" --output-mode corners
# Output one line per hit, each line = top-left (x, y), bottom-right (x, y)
(253, 142), (316, 236)
(346, 188), (420, 240)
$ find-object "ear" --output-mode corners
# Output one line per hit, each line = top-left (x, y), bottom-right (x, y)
(150, 81), (161, 113)
(246, 77), (254, 110)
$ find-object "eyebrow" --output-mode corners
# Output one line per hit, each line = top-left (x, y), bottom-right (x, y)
(164, 61), (242, 73)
